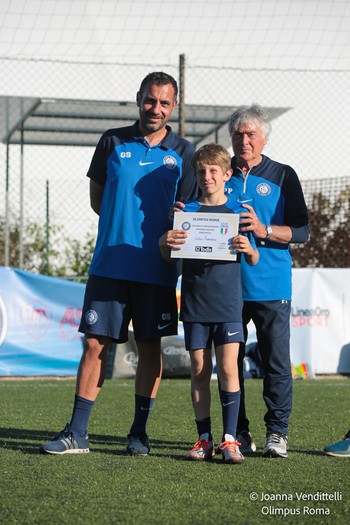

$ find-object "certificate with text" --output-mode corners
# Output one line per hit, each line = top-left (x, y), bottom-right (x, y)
(171, 212), (240, 261)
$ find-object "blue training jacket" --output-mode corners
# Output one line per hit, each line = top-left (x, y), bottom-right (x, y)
(225, 155), (309, 301)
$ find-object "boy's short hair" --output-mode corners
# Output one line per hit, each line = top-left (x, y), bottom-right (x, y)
(192, 143), (232, 173)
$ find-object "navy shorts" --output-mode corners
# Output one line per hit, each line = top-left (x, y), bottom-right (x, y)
(183, 322), (244, 351)
(78, 275), (178, 343)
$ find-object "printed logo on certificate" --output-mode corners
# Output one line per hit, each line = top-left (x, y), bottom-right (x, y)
(171, 212), (240, 261)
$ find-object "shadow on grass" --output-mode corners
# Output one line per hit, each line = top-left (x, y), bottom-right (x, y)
(0, 427), (193, 458)
(242, 448), (326, 457)
(0, 427), (325, 458)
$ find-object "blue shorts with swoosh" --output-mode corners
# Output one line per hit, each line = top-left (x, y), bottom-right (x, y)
(79, 275), (178, 343)
(183, 322), (244, 351)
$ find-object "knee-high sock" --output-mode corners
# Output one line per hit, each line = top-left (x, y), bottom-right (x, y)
(129, 395), (155, 435)
(220, 390), (241, 440)
(70, 395), (94, 435)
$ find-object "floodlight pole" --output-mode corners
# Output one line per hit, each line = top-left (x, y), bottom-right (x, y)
(178, 54), (185, 138)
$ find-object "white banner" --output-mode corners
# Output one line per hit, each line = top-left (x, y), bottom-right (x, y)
(0, 267), (349, 376)
(290, 268), (350, 375)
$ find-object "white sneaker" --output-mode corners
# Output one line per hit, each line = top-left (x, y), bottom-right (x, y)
(262, 432), (288, 458)
(218, 434), (244, 464)
(186, 433), (215, 461)
(237, 431), (256, 455)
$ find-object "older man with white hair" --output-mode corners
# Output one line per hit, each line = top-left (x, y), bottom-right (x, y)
(225, 104), (310, 458)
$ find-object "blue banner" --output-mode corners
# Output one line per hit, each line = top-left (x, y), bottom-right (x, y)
(0, 267), (85, 376)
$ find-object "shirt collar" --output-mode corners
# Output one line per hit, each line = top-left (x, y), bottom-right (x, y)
(132, 121), (173, 149)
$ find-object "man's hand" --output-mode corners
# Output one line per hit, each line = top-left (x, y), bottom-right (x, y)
(239, 204), (266, 238)
(169, 200), (185, 221)
(240, 204), (293, 243)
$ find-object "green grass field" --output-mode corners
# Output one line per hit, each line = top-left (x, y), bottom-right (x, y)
(0, 377), (349, 525)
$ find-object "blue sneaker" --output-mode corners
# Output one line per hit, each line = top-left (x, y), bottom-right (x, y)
(126, 433), (150, 456)
(41, 423), (89, 455)
(324, 431), (350, 457)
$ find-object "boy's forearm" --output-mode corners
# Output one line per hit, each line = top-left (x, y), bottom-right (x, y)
(159, 233), (176, 264)
(244, 248), (259, 266)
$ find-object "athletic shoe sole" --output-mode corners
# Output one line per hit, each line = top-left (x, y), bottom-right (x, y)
(324, 451), (350, 458)
(221, 455), (244, 464)
(262, 448), (287, 458)
(127, 449), (149, 456)
(187, 450), (215, 461)
(40, 447), (89, 455)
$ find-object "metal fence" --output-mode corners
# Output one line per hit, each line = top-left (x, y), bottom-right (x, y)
(1, 58), (350, 274)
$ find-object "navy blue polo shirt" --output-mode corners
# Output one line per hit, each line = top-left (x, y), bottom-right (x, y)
(87, 122), (197, 287)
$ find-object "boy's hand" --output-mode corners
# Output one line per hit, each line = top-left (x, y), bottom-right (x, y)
(231, 234), (254, 255)
(159, 229), (188, 251)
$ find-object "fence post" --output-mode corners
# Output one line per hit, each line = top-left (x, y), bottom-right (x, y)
(19, 127), (24, 268)
(45, 179), (50, 274)
(178, 53), (185, 138)
(4, 142), (10, 267)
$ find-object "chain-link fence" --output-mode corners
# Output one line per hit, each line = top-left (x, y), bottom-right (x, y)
(1, 58), (350, 275)
(291, 176), (350, 268)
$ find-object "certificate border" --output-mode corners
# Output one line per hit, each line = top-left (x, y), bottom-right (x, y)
(171, 212), (239, 261)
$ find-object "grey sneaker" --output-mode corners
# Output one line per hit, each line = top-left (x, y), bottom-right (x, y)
(40, 423), (89, 455)
(218, 434), (244, 464)
(262, 431), (288, 458)
(126, 433), (150, 456)
(237, 430), (256, 455)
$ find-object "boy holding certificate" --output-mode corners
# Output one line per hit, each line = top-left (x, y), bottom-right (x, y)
(159, 143), (259, 463)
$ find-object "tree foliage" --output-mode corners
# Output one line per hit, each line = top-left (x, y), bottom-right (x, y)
(0, 216), (95, 279)
(1, 183), (349, 277)
(291, 185), (350, 268)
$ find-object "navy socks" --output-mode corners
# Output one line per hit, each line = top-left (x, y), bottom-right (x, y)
(70, 395), (94, 436)
(129, 395), (155, 435)
(220, 389), (241, 439)
(195, 416), (212, 441)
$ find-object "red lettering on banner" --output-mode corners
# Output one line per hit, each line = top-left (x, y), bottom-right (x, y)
(21, 302), (53, 339)
(59, 308), (83, 341)
(59, 307), (82, 327)
(292, 316), (329, 328)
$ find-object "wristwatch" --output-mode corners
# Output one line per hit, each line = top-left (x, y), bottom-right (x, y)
(265, 225), (274, 239)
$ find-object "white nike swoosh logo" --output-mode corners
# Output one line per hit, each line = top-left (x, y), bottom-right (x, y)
(158, 323), (172, 330)
(222, 401), (236, 406)
(227, 331), (240, 336)
(139, 161), (155, 166)
(140, 407), (152, 411)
